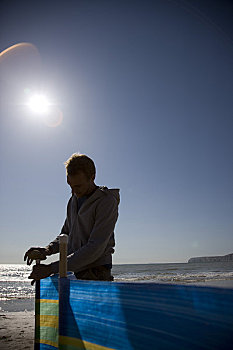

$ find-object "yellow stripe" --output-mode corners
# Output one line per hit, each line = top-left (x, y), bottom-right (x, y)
(35, 338), (58, 348)
(36, 315), (58, 328)
(59, 336), (115, 350)
(36, 299), (59, 304)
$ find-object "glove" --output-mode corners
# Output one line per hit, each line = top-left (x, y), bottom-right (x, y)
(28, 263), (53, 285)
(24, 247), (49, 265)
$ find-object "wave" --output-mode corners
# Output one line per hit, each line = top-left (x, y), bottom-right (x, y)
(0, 281), (34, 300)
(1, 263), (233, 300)
(0, 264), (31, 282)
(114, 271), (233, 283)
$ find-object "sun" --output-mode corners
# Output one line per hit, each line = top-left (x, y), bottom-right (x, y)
(26, 92), (63, 127)
(28, 94), (50, 114)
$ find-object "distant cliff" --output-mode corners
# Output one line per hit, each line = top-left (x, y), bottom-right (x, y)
(188, 253), (233, 263)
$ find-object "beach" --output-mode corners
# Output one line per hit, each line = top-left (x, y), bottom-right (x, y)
(0, 311), (34, 350)
(1, 279), (233, 350)
(0, 263), (233, 349)
(0, 298), (34, 350)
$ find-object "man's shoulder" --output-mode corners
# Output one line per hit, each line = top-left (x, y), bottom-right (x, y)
(66, 187), (120, 209)
(97, 187), (120, 204)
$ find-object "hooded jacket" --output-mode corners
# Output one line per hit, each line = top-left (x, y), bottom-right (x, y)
(48, 187), (120, 274)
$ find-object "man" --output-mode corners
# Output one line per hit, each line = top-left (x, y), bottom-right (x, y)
(24, 153), (120, 282)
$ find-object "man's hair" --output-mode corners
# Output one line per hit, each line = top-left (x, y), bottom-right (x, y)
(64, 153), (96, 179)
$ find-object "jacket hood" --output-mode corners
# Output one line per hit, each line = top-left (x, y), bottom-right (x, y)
(98, 187), (120, 204)
(71, 186), (120, 208)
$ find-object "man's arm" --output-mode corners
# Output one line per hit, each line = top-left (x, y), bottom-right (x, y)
(44, 218), (69, 255)
(44, 195), (73, 255)
(24, 196), (72, 265)
(27, 217), (70, 282)
(24, 218), (69, 265)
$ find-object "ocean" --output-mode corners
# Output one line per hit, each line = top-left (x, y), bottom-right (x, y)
(0, 262), (232, 311)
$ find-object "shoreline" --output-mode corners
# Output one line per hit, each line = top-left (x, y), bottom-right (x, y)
(0, 279), (232, 350)
(0, 298), (34, 313)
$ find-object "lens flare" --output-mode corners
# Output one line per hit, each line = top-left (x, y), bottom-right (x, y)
(0, 42), (41, 91)
(0, 42), (39, 62)
(44, 106), (63, 128)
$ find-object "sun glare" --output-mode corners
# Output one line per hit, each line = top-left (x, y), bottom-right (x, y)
(26, 92), (63, 127)
(28, 94), (50, 114)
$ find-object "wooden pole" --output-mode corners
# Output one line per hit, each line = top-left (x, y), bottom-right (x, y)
(59, 234), (68, 278)
(34, 259), (40, 350)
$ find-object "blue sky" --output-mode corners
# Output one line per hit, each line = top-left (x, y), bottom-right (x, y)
(0, 0), (232, 264)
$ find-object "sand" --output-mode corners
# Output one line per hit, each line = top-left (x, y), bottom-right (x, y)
(0, 280), (232, 350)
(0, 298), (34, 350)
(0, 311), (34, 350)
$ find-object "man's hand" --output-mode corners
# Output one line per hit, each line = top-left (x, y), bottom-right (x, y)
(28, 264), (53, 285)
(24, 247), (49, 265)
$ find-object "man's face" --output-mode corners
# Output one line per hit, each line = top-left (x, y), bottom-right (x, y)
(67, 171), (94, 198)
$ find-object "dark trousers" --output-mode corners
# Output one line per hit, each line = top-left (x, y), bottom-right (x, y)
(74, 265), (114, 281)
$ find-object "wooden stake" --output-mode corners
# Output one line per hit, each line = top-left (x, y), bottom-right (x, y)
(34, 259), (40, 350)
(59, 234), (68, 278)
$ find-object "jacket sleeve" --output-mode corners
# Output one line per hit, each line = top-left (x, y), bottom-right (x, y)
(45, 197), (72, 255)
(45, 218), (69, 255)
(50, 194), (119, 273)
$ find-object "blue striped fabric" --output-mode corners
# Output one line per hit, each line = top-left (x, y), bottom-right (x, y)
(36, 275), (233, 349)
(35, 276), (59, 350)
